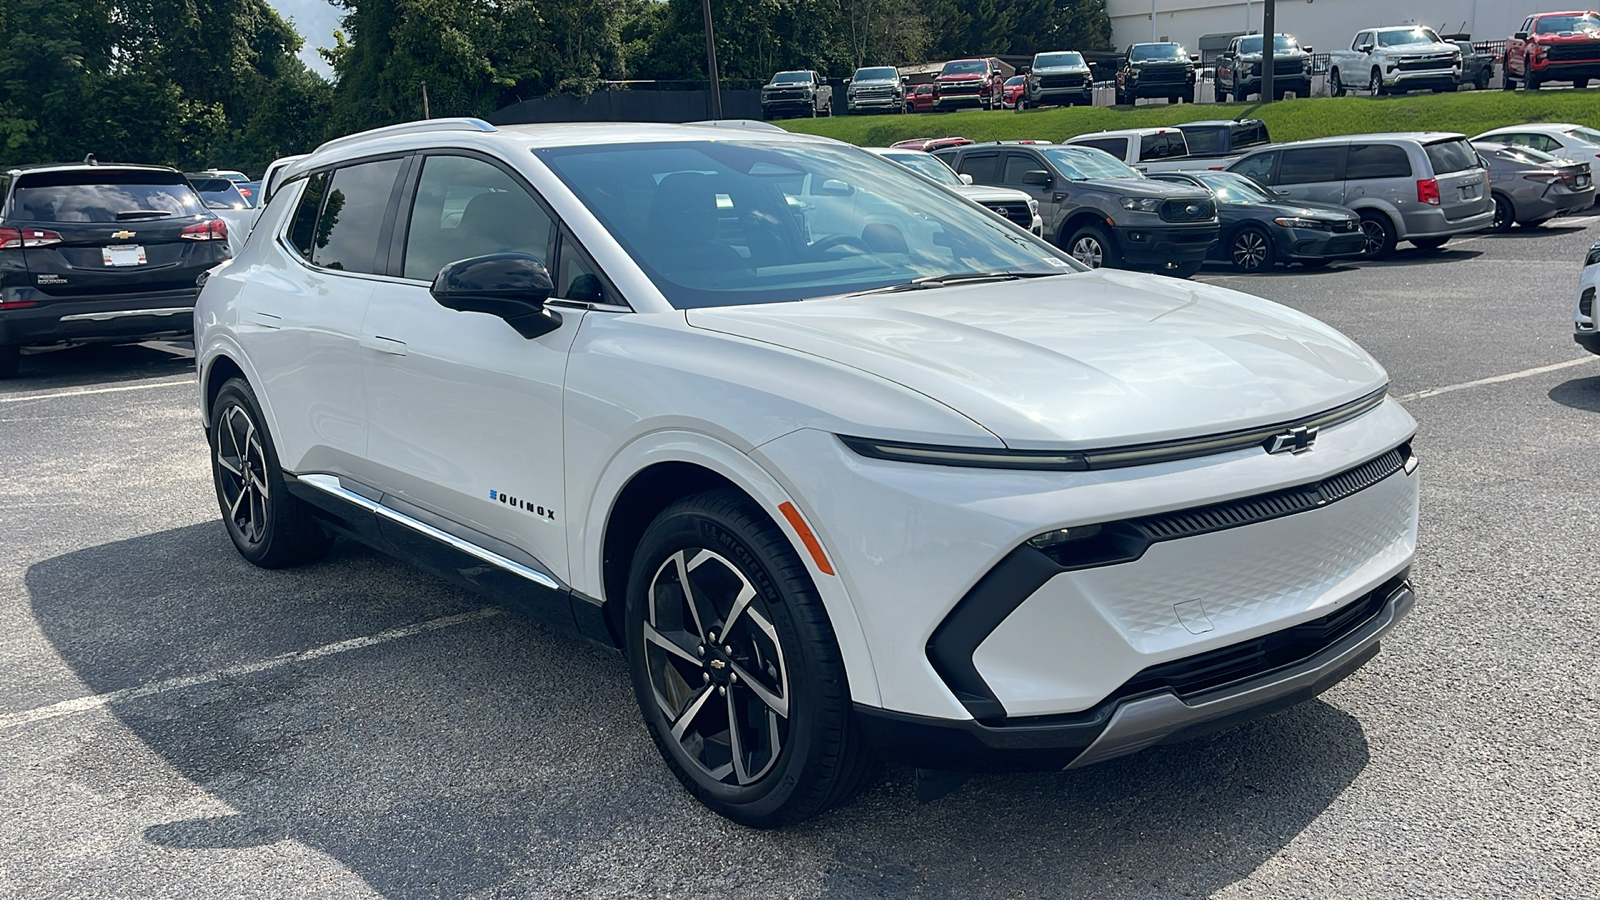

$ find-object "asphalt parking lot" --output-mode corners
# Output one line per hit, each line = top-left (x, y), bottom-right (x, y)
(3, 221), (1599, 899)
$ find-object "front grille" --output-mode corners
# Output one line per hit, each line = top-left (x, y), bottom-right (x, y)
(1159, 198), (1216, 223)
(1582, 286), (1595, 318)
(1138, 66), (1188, 83)
(1397, 55), (1454, 71)
(1040, 73), (1085, 88)
(1274, 59), (1304, 75)
(1548, 42), (1600, 62)
(981, 201), (1032, 227)
(765, 90), (805, 101)
(1323, 234), (1367, 254)
(1331, 219), (1360, 233)
(940, 83), (982, 96)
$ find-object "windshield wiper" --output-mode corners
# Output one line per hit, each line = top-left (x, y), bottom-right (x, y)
(840, 271), (1060, 297)
(115, 210), (174, 220)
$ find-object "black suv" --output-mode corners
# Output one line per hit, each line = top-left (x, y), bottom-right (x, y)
(935, 142), (1219, 277)
(0, 163), (230, 376)
(1116, 42), (1198, 104)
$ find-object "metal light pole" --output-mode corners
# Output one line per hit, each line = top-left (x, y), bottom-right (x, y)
(1150, 0), (1157, 42)
(1262, 0), (1276, 102)
(701, 0), (723, 119)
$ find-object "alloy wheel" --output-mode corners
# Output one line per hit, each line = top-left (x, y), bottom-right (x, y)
(1359, 219), (1388, 256)
(1369, 69), (1382, 95)
(1071, 236), (1104, 268)
(1232, 230), (1268, 270)
(643, 548), (790, 787)
(215, 403), (269, 545)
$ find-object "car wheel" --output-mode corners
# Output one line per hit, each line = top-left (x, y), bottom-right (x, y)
(1357, 211), (1397, 259)
(1067, 224), (1114, 269)
(1369, 67), (1384, 95)
(624, 489), (876, 828)
(1525, 58), (1541, 90)
(1489, 193), (1514, 233)
(1330, 68), (1346, 97)
(1115, 88), (1128, 105)
(1229, 227), (1275, 272)
(1578, 78), (1591, 90)
(210, 377), (332, 568)
(1216, 84), (1229, 102)
(1015, 96), (1026, 111)
(0, 344), (19, 379)
(1412, 236), (1449, 252)
(1476, 72), (1490, 90)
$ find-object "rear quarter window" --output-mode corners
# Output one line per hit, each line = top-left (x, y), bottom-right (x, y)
(1139, 132), (1187, 162)
(1074, 137), (1129, 158)
(10, 171), (204, 223)
(957, 153), (1002, 184)
(1424, 139), (1481, 175)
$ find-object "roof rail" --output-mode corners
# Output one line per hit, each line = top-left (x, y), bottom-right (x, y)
(311, 117), (497, 156)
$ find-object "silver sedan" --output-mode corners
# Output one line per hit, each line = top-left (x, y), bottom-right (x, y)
(1473, 141), (1595, 232)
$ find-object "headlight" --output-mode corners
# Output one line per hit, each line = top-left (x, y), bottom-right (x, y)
(1273, 216), (1327, 228)
(1120, 197), (1161, 212)
(1585, 242), (1600, 267)
(1028, 199), (1040, 215)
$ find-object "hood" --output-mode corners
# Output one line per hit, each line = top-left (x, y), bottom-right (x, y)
(1034, 64), (1091, 74)
(685, 270), (1387, 450)
(852, 76), (899, 85)
(1251, 200), (1359, 220)
(1093, 177), (1210, 200)
(1530, 30), (1600, 44)
(1386, 41), (1457, 56)
(956, 184), (1033, 204)
(938, 72), (986, 81)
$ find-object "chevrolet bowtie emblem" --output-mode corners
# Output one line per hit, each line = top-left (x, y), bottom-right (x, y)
(111, 230), (136, 240)
(1265, 425), (1319, 455)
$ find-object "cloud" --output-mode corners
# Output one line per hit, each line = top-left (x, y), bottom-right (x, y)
(266, 0), (342, 79)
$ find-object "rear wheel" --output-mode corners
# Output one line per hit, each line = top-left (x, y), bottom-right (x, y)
(209, 378), (332, 568)
(1228, 227), (1275, 273)
(0, 344), (19, 379)
(1357, 210), (1397, 259)
(625, 489), (876, 827)
(1489, 193), (1514, 233)
(1412, 236), (1449, 252)
(1066, 224), (1115, 269)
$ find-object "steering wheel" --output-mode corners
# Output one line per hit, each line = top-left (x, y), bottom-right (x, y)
(811, 234), (874, 255)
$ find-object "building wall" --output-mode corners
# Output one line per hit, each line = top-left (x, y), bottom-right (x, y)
(1107, 0), (1580, 53)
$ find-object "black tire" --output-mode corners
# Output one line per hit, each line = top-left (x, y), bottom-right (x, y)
(624, 489), (876, 828)
(0, 344), (19, 379)
(1065, 223), (1115, 269)
(1228, 226), (1276, 273)
(1412, 236), (1449, 252)
(1578, 78), (1591, 90)
(1489, 193), (1514, 233)
(1369, 67), (1385, 96)
(1115, 88), (1128, 105)
(1525, 58), (1541, 90)
(209, 378), (332, 568)
(1216, 84), (1229, 103)
(1476, 72), (1490, 90)
(1330, 68), (1346, 97)
(1015, 96), (1026, 112)
(1357, 210), (1397, 260)
(1168, 94), (1181, 104)
(1273, 88), (1287, 101)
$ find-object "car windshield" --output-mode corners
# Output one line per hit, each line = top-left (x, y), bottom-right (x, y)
(942, 60), (989, 75)
(1238, 35), (1299, 54)
(1041, 146), (1142, 180)
(1130, 44), (1185, 62)
(188, 177), (249, 209)
(10, 171), (205, 222)
(1536, 14), (1600, 34)
(879, 151), (963, 187)
(1563, 126), (1600, 145)
(1034, 52), (1084, 68)
(771, 71), (809, 83)
(538, 141), (1079, 309)
(1494, 145), (1559, 165)
(1377, 28), (1442, 47)
(1194, 172), (1274, 203)
(854, 67), (897, 81)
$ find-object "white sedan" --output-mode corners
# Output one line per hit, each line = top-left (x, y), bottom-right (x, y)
(1473, 123), (1600, 174)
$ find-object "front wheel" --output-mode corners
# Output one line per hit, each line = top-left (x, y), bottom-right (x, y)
(1489, 193), (1514, 233)
(1358, 211), (1398, 259)
(1066, 224), (1115, 269)
(1525, 58), (1541, 90)
(1216, 84), (1229, 102)
(1369, 67), (1385, 95)
(625, 490), (876, 827)
(210, 378), (332, 568)
(1229, 227), (1275, 272)
(1330, 68), (1346, 97)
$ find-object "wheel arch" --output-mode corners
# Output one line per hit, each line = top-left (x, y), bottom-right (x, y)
(1058, 210), (1116, 248)
(201, 353), (248, 431)
(1347, 200), (1403, 235)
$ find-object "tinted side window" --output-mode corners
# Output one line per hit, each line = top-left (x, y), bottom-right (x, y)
(286, 172), (330, 260)
(1001, 154), (1041, 185)
(957, 153), (1001, 184)
(1231, 151), (1276, 185)
(1074, 137), (1128, 158)
(311, 158), (403, 273)
(1346, 144), (1412, 180)
(1232, 122), (1268, 149)
(1277, 147), (1344, 185)
(402, 155), (555, 281)
(1139, 132), (1186, 161)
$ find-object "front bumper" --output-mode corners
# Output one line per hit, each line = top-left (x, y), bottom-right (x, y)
(1126, 78), (1195, 98)
(1113, 223), (1219, 265)
(1383, 69), (1459, 90)
(1277, 227), (1367, 261)
(762, 98), (815, 115)
(0, 287), (199, 347)
(935, 88), (986, 108)
(847, 95), (901, 111)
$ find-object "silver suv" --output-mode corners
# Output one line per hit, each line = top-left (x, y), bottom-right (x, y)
(1228, 133), (1493, 258)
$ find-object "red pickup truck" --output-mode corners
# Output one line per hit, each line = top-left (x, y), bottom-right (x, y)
(934, 58), (1004, 110)
(905, 84), (937, 113)
(1506, 10), (1600, 89)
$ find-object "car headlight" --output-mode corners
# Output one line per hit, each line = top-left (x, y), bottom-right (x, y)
(1028, 199), (1040, 215)
(1274, 216), (1327, 228)
(1120, 197), (1161, 212)
(1586, 242), (1600, 267)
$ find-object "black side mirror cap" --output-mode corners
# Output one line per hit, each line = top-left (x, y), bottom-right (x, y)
(1022, 169), (1053, 186)
(1514, 31), (1529, 40)
(430, 252), (560, 339)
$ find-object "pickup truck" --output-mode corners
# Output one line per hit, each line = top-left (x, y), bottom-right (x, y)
(1450, 39), (1495, 90)
(1214, 32), (1313, 101)
(760, 70), (833, 118)
(844, 66), (905, 113)
(1065, 121), (1271, 174)
(1115, 43), (1197, 104)
(1021, 50), (1094, 109)
(934, 58), (1004, 110)
(1505, 11), (1600, 90)
(1328, 26), (1461, 96)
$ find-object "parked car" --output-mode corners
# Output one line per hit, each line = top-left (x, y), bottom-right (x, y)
(1172, 119), (1272, 163)
(761, 70), (832, 119)
(1450, 39), (1496, 90)
(935, 58), (1004, 110)
(1470, 141), (1594, 231)
(1214, 32), (1314, 101)
(867, 147), (1044, 235)
(236, 181), (262, 206)
(999, 75), (1027, 109)
(0, 162), (230, 377)
(1228, 132), (1494, 259)
(890, 136), (973, 152)
(1150, 171), (1366, 272)
(257, 154), (307, 210)
(905, 83), (937, 113)
(936, 141), (1219, 276)
(1065, 127), (1206, 174)
(1021, 51), (1094, 109)
(1115, 42), (1197, 104)
(194, 168), (255, 205)
(1328, 26), (1461, 96)
(187, 174), (250, 210)
(1505, 11), (1600, 90)
(1471, 124), (1600, 174)
(1573, 238), (1600, 353)
(845, 66), (905, 114)
(194, 118), (1420, 827)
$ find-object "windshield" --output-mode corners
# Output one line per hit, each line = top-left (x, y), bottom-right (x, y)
(879, 151), (963, 187)
(1238, 34), (1299, 54)
(11, 172), (205, 222)
(771, 71), (809, 83)
(1130, 44), (1185, 62)
(1494, 145), (1560, 165)
(1536, 14), (1600, 34)
(1041, 146), (1142, 181)
(537, 141), (1079, 309)
(1377, 28), (1443, 47)
(1194, 172), (1274, 203)
(1034, 52), (1084, 68)
(854, 67), (897, 81)
(1563, 126), (1600, 145)
(941, 60), (989, 75)
(188, 177), (249, 209)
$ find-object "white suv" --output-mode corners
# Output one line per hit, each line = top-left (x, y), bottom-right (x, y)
(195, 118), (1421, 826)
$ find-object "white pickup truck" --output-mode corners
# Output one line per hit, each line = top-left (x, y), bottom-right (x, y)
(1328, 26), (1462, 96)
(1064, 125), (1266, 174)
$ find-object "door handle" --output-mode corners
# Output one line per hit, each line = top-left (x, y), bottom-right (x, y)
(1053, 192), (1067, 202)
(360, 334), (407, 356)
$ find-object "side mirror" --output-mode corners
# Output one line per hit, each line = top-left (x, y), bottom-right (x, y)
(816, 179), (855, 196)
(1275, 188), (1292, 197)
(1022, 169), (1053, 186)
(430, 252), (560, 339)
(959, 173), (975, 185)
(1018, 66), (1031, 75)
(1359, 43), (1374, 53)
(1190, 55), (1201, 62)
(1302, 45), (1313, 53)
(1514, 31), (1529, 40)
(843, 78), (852, 86)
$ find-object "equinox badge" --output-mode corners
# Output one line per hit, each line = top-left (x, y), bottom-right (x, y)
(1265, 425), (1319, 455)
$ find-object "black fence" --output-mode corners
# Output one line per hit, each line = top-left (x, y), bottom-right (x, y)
(489, 88), (764, 125)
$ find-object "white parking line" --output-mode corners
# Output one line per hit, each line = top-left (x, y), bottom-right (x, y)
(0, 608), (502, 731)
(0, 378), (195, 404)
(1395, 357), (1598, 403)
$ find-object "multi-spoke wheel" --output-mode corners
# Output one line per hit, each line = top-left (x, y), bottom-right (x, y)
(1066, 224), (1114, 269)
(209, 378), (331, 567)
(626, 489), (876, 827)
(1229, 227), (1274, 272)
(1357, 211), (1397, 260)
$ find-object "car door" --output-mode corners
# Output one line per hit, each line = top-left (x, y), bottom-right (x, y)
(1000, 151), (1056, 220)
(1344, 142), (1412, 208)
(238, 157), (405, 475)
(357, 150), (583, 586)
(1273, 145), (1347, 205)
(953, 151), (1002, 186)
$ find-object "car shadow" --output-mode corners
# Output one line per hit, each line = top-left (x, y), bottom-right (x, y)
(3, 340), (194, 392)
(25, 524), (1371, 897)
(1356, 246), (1485, 267)
(1478, 223), (1592, 239)
(1548, 374), (1600, 412)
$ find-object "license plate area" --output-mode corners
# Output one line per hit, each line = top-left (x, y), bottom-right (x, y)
(102, 245), (147, 267)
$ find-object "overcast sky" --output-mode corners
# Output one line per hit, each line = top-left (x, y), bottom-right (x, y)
(267, 0), (341, 79)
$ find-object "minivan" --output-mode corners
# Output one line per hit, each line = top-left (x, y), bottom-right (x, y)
(1227, 132), (1494, 258)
